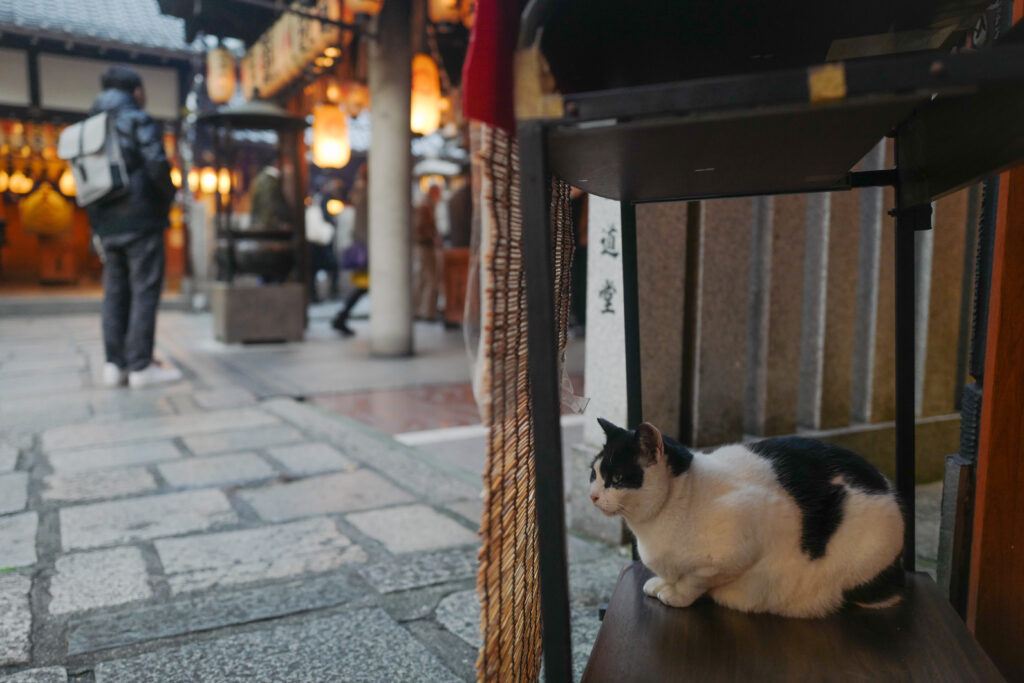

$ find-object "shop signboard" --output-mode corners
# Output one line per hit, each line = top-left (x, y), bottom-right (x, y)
(241, 0), (341, 100)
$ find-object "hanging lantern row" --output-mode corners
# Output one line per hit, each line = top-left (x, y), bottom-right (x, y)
(344, 0), (383, 15)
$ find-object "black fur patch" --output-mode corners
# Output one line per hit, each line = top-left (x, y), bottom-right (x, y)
(592, 419), (693, 490)
(843, 557), (904, 607)
(663, 434), (694, 476)
(748, 436), (891, 560)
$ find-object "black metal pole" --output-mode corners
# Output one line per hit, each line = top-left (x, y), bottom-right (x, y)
(621, 202), (643, 430)
(892, 133), (931, 573)
(894, 204), (917, 572)
(519, 121), (573, 683)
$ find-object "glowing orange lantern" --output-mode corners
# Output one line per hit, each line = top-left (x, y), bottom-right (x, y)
(461, 0), (475, 28)
(410, 54), (441, 136)
(206, 47), (237, 104)
(200, 167), (218, 195)
(58, 167), (76, 196)
(428, 0), (460, 23)
(9, 169), (32, 195)
(344, 0), (383, 15)
(326, 199), (344, 215)
(312, 104), (351, 169)
(217, 168), (231, 196)
(170, 167), (182, 189)
(187, 168), (200, 194)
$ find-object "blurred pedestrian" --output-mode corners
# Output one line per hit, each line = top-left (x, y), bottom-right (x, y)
(332, 166), (369, 336)
(307, 178), (341, 302)
(89, 66), (181, 388)
(413, 184), (442, 321)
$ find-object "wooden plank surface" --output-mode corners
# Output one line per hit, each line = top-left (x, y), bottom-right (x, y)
(583, 562), (1002, 682)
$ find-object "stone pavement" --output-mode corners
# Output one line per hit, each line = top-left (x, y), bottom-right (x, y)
(0, 313), (622, 682)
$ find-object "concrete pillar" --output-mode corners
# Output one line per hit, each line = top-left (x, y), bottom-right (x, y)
(368, 0), (413, 356)
(687, 198), (752, 447)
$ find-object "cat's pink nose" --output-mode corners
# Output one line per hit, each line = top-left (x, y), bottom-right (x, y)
(589, 492), (599, 504)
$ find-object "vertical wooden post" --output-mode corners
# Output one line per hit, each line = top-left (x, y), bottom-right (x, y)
(967, 160), (1024, 680)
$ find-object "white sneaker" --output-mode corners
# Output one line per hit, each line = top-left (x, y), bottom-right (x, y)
(102, 362), (129, 387)
(128, 361), (183, 388)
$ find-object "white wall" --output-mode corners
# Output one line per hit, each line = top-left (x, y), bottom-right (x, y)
(0, 48), (30, 106)
(38, 54), (179, 119)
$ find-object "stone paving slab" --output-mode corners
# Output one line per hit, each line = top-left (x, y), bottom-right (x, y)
(0, 573), (31, 665)
(0, 443), (18, 472)
(0, 666), (68, 683)
(266, 442), (355, 476)
(67, 572), (362, 656)
(157, 452), (276, 490)
(41, 468), (158, 503)
(0, 371), (86, 401)
(42, 408), (279, 452)
(0, 472), (28, 515)
(46, 441), (181, 474)
(155, 517), (366, 594)
(360, 548), (479, 594)
(49, 547), (152, 615)
(263, 398), (480, 505)
(347, 504), (478, 554)
(93, 609), (460, 683)
(435, 589), (481, 648)
(192, 387), (257, 410)
(181, 423), (305, 456)
(60, 490), (237, 551)
(446, 499), (484, 527)
(238, 470), (415, 523)
(0, 513), (38, 569)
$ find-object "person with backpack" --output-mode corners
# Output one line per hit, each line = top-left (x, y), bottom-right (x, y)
(86, 66), (181, 388)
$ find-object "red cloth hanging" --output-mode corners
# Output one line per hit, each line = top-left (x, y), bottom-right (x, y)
(461, 0), (521, 134)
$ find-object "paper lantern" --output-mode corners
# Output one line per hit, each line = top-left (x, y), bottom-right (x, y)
(170, 167), (182, 188)
(206, 47), (237, 104)
(344, 0), (383, 15)
(217, 168), (231, 196)
(58, 167), (76, 196)
(9, 170), (32, 195)
(344, 82), (369, 117)
(312, 104), (351, 169)
(461, 0), (475, 28)
(200, 167), (218, 195)
(428, 0), (460, 23)
(326, 199), (344, 215)
(0, 169), (8, 193)
(187, 168), (200, 194)
(410, 55), (442, 136)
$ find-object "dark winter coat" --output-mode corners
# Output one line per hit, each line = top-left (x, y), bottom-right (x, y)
(86, 89), (175, 237)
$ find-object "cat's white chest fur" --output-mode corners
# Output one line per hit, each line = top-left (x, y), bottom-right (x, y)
(590, 421), (905, 618)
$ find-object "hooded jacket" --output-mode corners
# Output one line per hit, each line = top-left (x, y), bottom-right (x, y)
(86, 88), (175, 237)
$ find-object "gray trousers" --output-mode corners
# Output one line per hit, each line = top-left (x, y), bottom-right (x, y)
(99, 230), (165, 371)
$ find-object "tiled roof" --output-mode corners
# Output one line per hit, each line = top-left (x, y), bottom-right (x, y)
(0, 0), (191, 54)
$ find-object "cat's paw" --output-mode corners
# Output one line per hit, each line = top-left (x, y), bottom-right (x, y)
(643, 577), (666, 598)
(656, 586), (700, 609)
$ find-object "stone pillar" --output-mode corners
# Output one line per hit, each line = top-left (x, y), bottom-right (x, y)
(368, 0), (413, 356)
(686, 198), (752, 446)
(568, 196), (627, 544)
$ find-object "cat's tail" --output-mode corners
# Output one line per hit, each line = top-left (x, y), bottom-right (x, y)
(843, 556), (905, 609)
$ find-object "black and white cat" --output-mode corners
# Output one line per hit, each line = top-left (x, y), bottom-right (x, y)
(589, 418), (905, 618)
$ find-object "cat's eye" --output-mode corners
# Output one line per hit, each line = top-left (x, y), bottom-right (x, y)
(611, 474), (623, 485)
(589, 469), (596, 483)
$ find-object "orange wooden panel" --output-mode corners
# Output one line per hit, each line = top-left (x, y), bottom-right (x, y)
(967, 144), (1024, 683)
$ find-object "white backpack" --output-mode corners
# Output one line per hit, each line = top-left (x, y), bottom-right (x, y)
(57, 112), (129, 208)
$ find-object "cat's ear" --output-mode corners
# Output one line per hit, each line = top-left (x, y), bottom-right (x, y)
(597, 418), (626, 441)
(634, 422), (663, 467)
